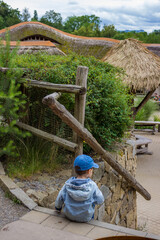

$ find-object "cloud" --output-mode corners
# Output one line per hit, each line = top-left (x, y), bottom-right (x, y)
(68, 1), (78, 5)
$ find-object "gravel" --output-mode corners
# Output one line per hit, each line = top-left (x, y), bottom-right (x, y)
(0, 187), (29, 230)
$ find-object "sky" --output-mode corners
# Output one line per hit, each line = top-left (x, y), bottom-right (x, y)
(4, 0), (160, 33)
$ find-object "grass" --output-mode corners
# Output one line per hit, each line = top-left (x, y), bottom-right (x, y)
(153, 115), (160, 122)
(5, 135), (73, 179)
(135, 97), (159, 121)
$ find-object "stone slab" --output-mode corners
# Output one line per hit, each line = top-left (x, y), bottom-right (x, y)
(34, 206), (66, 218)
(21, 210), (49, 224)
(10, 188), (37, 210)
(34, 206), (56, 215)
(86, 226), (117, 239)
(0, 220), (91, 240)
(0, 175), (18, 190)
(0, 162), (5, 175)
(63, 222), (94, 236)
(42, 215), (70, 230)
(88, 219), (148, 237)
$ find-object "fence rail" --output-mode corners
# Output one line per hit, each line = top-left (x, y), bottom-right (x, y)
(26, 79), (86, 94)
(16, 122), (77, 152)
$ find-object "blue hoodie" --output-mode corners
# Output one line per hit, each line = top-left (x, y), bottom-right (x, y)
(55, 177), (104, 222)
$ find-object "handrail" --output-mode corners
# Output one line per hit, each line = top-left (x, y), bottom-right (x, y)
(42, 92), (151, 201)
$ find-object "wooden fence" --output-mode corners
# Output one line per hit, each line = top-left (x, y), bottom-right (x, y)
(2, 66), (88, 158)
(0, 66), (151, 200)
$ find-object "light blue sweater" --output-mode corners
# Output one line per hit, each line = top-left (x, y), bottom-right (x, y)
(55, 177), (104, 222)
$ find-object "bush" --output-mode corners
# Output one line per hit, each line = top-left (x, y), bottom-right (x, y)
(0, 34), (29, 157)
(135, 97), (158, 121)
(14, 52), (132, 150)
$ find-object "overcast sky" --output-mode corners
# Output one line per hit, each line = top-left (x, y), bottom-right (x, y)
(4, 0), (160, 33)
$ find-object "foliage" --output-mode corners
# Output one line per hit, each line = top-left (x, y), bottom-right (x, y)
(15, 52), (132, 150)
(6, 135), (72, 178)
(73, 23), (101, 37)
(0, 0), (21, 29)
(153, 115), (160, 121)
(101, 24), (117, 38)
(135, 97), (158, 121)
(0, 33), (29, 157)
(64, 15), (101, 34)
(31, 10), (38, 21)
(40, 10), (63, 30)
(21, 7), (31, 22)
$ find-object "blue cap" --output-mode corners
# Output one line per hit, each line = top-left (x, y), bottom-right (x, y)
(74, 155), (99, 171)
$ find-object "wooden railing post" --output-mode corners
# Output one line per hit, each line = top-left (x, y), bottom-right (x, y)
(74, 66), (88, 157)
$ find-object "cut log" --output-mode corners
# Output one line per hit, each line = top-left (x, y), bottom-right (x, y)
(42, 93), (151, 201)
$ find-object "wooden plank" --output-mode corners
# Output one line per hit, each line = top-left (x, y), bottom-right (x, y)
(42, 94), (151, 201)
(16, 122), (77, 152)
(25, 79), (86, 94)
(74, 66), (88, 156)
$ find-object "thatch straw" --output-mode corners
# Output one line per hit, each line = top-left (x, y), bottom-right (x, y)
(103, 38), (160, 90)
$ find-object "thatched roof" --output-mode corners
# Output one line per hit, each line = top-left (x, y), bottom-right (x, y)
(102, 38), (160, 91)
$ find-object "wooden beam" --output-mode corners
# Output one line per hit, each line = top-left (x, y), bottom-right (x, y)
(25, 79), (86, 95)
(16, 122), (77, 152)
(42, 94), (151, 201)
(0, 67), (27, 72)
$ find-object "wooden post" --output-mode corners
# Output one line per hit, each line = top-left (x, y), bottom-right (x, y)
(74, 66), (88, 157)
(42, 95), (151, 201)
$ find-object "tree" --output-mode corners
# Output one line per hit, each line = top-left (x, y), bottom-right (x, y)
(21, 7), (31, 22)
(101, 24), (117, 38)
(40, 10), (63, 29)
(64, 15), (101, 34)
(73, 23), (100, 37)
(0, 1), (21, 29)
(31, 10), (38, 21)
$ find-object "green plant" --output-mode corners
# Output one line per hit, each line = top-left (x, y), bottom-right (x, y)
(0, 32), (29, 157)
(15, 52), (132, 150)
(153, 115), (160, 121)
(6, 134), (73, 178)
(135, 97), (158, 121)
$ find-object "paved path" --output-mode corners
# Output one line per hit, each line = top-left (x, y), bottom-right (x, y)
(0, 207), (159, 240)
(136, 132), (160, 235)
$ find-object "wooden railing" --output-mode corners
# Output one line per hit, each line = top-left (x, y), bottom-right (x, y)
(0, 66), (151, 200)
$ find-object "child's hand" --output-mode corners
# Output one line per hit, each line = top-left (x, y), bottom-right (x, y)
(55, 207), (62, 213)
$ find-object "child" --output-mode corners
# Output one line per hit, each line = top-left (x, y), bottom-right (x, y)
(55, 154), (104, 222)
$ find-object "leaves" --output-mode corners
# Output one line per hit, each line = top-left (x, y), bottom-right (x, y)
(16, 52), (132, 150)
(0, 33), (28, 157)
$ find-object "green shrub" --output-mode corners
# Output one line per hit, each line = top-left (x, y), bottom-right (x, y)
(135, 97), (158, 121)
(15, 52), (132, 150)
(0, 34), (29, 157)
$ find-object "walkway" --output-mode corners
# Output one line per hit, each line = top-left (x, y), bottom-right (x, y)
(136, 132), (160, 235)
(0, 207), (159, 240)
